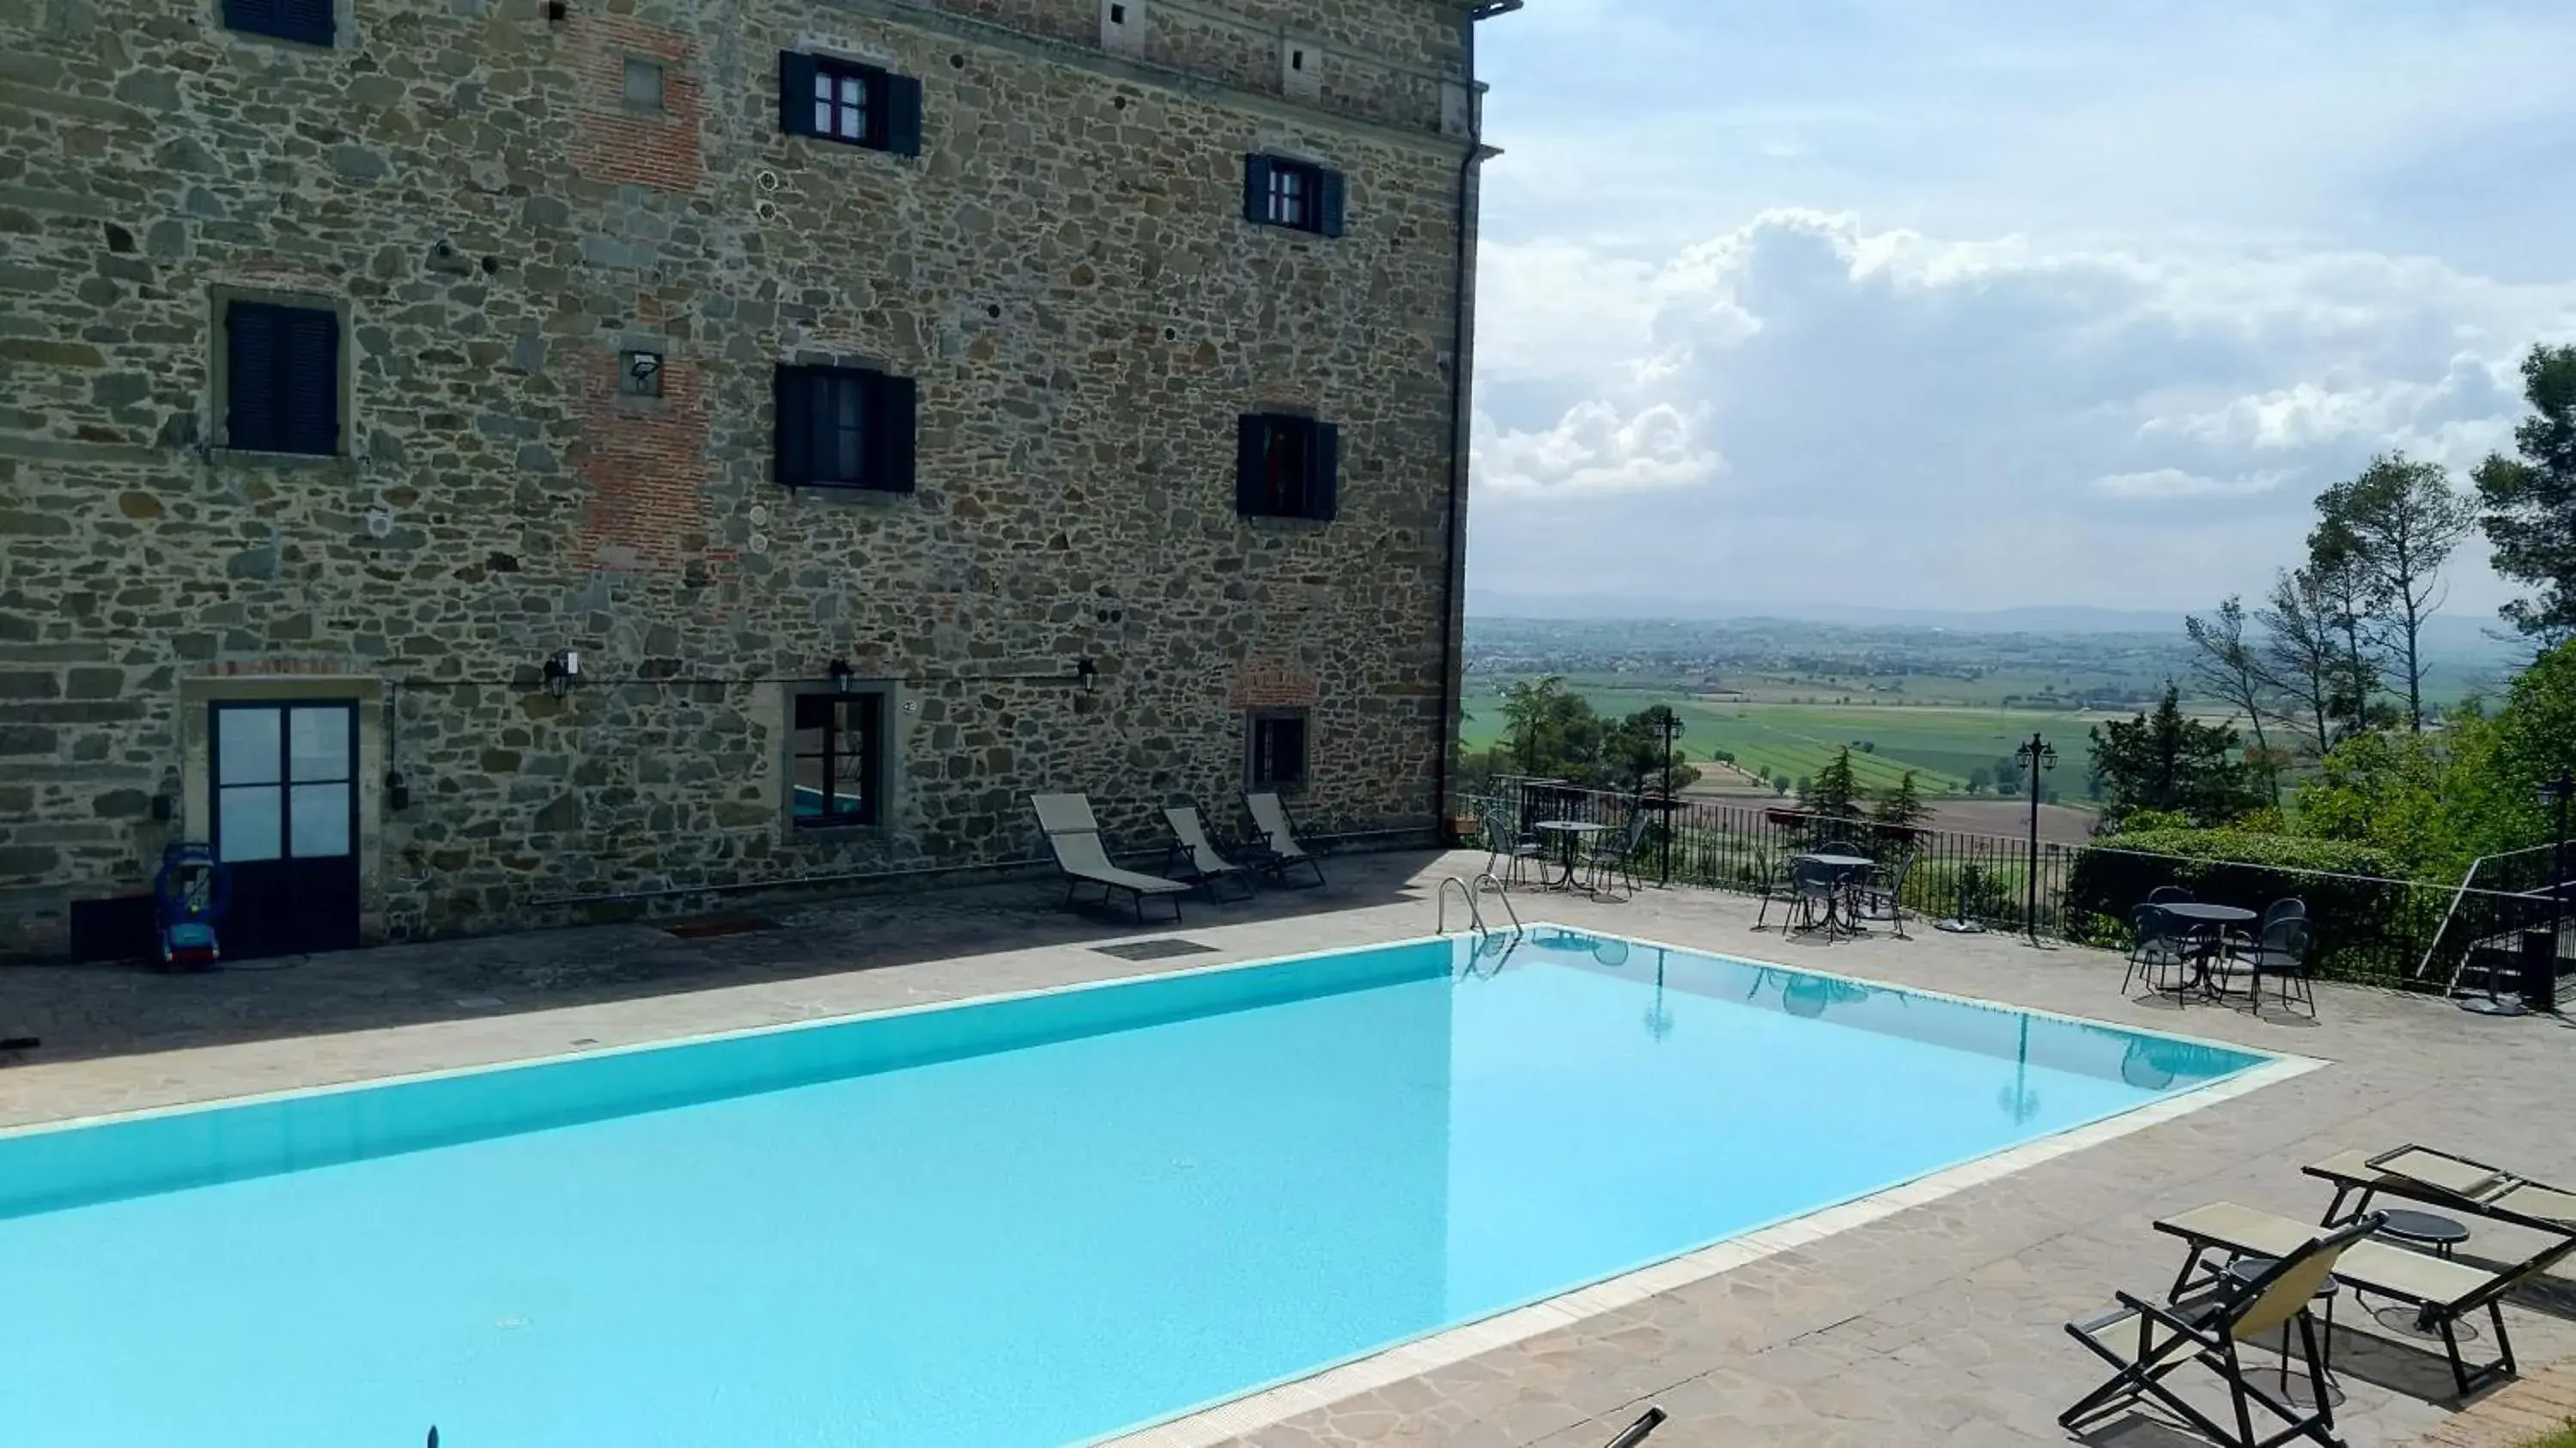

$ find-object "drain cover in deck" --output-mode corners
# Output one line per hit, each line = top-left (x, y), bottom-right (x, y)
(1091, 937), (1218, 962)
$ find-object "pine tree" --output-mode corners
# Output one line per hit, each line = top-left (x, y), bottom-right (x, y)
(1871, 770), (1929, 832)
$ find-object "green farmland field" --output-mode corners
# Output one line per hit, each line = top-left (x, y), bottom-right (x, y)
(1460, 683), (2114, 800)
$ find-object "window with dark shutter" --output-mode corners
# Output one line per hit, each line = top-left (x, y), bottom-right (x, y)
(224, 301), (340, 457)
(1248, 710), (1310, 791)
(225, 0), (333, 46)
(781, 52), (921, 155)
(774, 364), (917, 493)
(1243, 155), (1343, 235)
(1234, 414), (1339, 521)
(791, 690), (885, 827)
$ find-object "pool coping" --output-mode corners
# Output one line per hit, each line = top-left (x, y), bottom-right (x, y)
(1097, 923), (2325, 1448)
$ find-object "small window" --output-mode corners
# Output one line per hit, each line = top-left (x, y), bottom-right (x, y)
(1235, 413), (1339, 521)
(621, 349), (664, 398)
(223, 300), (341, 456)
(623, 57), (665, 112)
(791, 691), (884, 828)
(1248, 711), (1309, 792)
(224, 0), (333, 46)
(1109, 3), (1127, 21)
(1242, 155), (1345, 237)
(779, 52), (923, 156)
(774, 364), (918, 492)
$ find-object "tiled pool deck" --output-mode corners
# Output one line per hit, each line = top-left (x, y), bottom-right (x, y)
(5, 849), (2573, 1447)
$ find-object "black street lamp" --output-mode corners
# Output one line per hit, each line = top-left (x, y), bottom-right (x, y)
(2016, 732), (2057, 946)
(1652, 709), (1684, 885)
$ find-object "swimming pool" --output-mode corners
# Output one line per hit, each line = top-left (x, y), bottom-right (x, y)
(0, 928), (2264, 1446)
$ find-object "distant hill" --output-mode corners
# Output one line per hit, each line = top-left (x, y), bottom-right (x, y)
(1463, 590), (2518, 660)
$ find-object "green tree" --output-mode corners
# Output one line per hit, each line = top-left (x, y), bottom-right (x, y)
(2306, 512), (2385, 732)
(1604, 705), (1703, 796)
(2322, 453), (2476, 731)
(2184, 595), (2279, 802)
(1799, 747), (1863, 820)
(2088, 685), (2263, 827)
(1871, 770), (1929, 832)
(2473, 344), (2576, 640)
(1966, 765), (1993, 794)
(2257, 565), (2344, 757)
(1497, 676), (1606, 780)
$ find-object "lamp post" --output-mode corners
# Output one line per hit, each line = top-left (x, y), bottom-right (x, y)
(2016, 732), (2057, 946)
(1652, 708), (1684, 885)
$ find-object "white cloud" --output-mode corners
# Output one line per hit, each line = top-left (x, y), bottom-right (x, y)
(1473, 400), (1723, 496)
(2094, 468), (2291, 501)
(1465, 207), (2576, 611)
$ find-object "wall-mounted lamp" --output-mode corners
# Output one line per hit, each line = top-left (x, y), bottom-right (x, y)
(542, 649), (582, 698)
(827, 659), (854, 693)
(386, 770), (412, 812)
(1074, 657), (1099, 692)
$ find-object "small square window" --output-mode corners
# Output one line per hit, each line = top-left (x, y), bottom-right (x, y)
(1249, 711), (1309, 792)
(223, 0), (333, 46)
(774, 363), (918, 493)
(1236, 413), (1339, 521)
(620, 349), (664, 398)
(1110, 3), (1127, 21)
(623, 57), (665, 112)
(1243, 154), (1344, 237)
(781, 52), (921, 155)
(791, 691), (885, 828)
(221, 298), (343, 456)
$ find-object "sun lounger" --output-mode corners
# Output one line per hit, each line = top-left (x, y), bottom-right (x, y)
(1030, 793), (1188, 924)
(2306, 1146), (2576, 1237)
(2156, 1199), (2576, 1396)
(1163, 804), (1254, 902)
(2063, 1212), (2380, 1448)
(1242, 790), (1325, 888)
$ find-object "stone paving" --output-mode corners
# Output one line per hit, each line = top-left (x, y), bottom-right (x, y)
(3, 849), (2572, 1447)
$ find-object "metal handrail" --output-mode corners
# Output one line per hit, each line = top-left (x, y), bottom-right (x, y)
(1603, 1407), (1667, 1447)
(1436, 876), (1484, 936)
(1473, 872), (1522, 935)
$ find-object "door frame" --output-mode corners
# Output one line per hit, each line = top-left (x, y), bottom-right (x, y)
(181, 673), (386, 946)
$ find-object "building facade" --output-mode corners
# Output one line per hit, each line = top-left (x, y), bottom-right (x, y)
(0, 0), (1495, 958)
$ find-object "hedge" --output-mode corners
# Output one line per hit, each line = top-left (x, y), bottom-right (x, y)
(2064, 827), (2436, 984)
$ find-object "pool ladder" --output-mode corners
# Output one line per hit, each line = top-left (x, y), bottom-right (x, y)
(1436, 873), (1522, 939)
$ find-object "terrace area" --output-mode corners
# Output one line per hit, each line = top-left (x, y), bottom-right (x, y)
(3, 847), (2572, 1448)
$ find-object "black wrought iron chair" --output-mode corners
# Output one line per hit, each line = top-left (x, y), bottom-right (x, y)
(2148, 885), (2194, 905)
(2125, 904), (2196, 998)
(1789, 856), (1844, 940)
(1483, 809), (1543, 889)
(2221, 916), (2318, 1016)
(1583, 810), (1652, 898)
(1856, 850), (1917, 939)
(1751, 853), (1786, 931)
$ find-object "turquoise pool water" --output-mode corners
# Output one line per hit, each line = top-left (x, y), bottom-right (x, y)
(0, 930), (2261, 1446)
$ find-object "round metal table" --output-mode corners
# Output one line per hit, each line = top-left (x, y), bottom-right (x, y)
(2155, 902), (2257, 1000)
(1531, 819), (1607, 891)
(2377, 1208), (2471, 1259)
(1791, 853), (1875, 937)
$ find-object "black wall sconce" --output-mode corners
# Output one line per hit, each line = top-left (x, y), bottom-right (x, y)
(542, 649), (581, 698)
(827, 659), (854, 692)
(386, 770), (411, 812)
(1074, 657), (1098, 692)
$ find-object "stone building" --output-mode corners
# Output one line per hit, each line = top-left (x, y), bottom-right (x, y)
(0, 0), (1509, 958)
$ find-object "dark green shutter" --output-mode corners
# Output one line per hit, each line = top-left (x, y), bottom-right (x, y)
(1309, 421), (1340, 520)
(278, 307), (339, 455)
(1242, 155), (1273, 225)
(1318, 168), (1346, 238)
(226, 303), (283, 452)
(1236, 414), (1266, 514)
(779, 52), (818, 136)
(867, 373), (917, 493)
(886, 74), (924, 156)
(775, 366), (812, 485)
(278, 0), (331, 44)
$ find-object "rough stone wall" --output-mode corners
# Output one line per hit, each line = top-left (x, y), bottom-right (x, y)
(0, 0), (1478, 955)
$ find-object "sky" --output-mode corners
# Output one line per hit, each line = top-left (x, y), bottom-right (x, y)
(1462, 0), (2576, 618)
